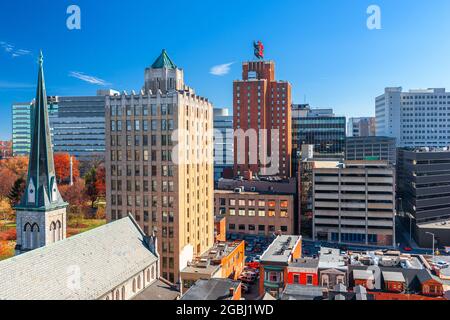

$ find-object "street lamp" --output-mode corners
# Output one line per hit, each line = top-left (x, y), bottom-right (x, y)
(425, 232), (435, 263)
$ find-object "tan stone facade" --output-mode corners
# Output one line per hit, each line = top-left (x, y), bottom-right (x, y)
(105, 52), (214, 284)
(214, 190), (294, 236)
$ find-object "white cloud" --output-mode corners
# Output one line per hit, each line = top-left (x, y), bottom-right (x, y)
(0, 41), (32, 57)
(210, 62), (234, 76)
(69, 71), (111, 86)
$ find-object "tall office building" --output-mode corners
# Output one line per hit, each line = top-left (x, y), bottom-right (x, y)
(347, 117), (376, 137)
(213, 108), (233, 182)
(12, 92), (114, 160)
(397, 148), (450, 246)
(51, 91), (118, 161)
(105, 50), (214, 284)
(292, 104), (346, 174)
(376, 87), (450, 148)
(12, 100), (58, 156)
(233, 60), (292, 178)
(313, 161), (396, 247)
(346, 136), (397, 165)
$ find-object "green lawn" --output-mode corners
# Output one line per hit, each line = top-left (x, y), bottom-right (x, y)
(67, 219), (106, 237)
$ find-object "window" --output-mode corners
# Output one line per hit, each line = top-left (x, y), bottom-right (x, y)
(293, 274), (300, 284)
(258, 200), (265, 207)
(239, 209), (246, 216)
(306, 275), (313, 285)
(248, 210), (256, 217)
(280, 200), (289, 208)
(229, 224), (236, 230)
(248, 224), (255, 231)
(268, 210), (276, 217)
(280, 210), (288, 218)
(229, 209), (236, 216)
(258, 210), (266, 217)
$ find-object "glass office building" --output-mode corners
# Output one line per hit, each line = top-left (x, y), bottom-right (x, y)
(292, 104), (346, 173)
(12, 100), (58, 156)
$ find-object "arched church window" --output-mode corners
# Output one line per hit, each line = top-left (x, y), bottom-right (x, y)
(146, 269), (150, 283)
(56, 221), (62, 241)
(137, 275), (142, 290)
(23, 223), (32, 249)
(50, 222), (56, 243)
(31, 224), (40, 249)
(121, 286), (126, 300)
(132, 279), (136, 293)
(151, 265), (155, 280)
(115, 290), (120, 300)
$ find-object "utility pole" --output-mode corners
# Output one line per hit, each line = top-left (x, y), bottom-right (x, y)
(70, 156), (74, 186)
(426, 232), (435, 263)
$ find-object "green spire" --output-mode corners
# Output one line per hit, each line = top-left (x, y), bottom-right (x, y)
(151, 49), (177, 69)
(17, 51), (67, 211)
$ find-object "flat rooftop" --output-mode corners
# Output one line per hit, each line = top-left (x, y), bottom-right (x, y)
(181, 241), (243, 276)
(318, 247), (348, 270)
(181, 279), (240, 300)
(261, 235), (301, 265)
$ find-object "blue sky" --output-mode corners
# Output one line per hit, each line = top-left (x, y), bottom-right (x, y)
(1, 0), (450, 140)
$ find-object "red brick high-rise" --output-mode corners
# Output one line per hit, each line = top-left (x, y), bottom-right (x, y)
(233, 60), (292, 178)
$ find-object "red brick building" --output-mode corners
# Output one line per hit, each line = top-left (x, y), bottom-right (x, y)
(233, 60), (292, 178)
(286, 258), (319, 286)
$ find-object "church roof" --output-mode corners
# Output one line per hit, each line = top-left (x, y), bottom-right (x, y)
(16, 51), (66, 211)
(0, 216), (158, 300)
(151, 49), (177, 69)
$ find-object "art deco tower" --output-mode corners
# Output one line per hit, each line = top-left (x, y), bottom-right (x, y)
(15, 52), (68, 255)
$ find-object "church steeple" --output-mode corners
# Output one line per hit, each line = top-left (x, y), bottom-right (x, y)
(15, 52), (68, 255)
(17, 51), (66, 210)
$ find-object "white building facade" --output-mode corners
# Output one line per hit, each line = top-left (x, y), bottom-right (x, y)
(376, 87), (450, 147)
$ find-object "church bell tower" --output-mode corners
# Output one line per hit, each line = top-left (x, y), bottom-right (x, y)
(14, 52), (68, 255)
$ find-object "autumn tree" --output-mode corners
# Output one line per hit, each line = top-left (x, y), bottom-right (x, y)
(0, 167), (17, 198)
(0, 156), (29, 199)
(54, 153), (80, 184)
(7, 177), (25, 207)
(59, 179), (89, 222)
(84, 167), (99, 208)
(95, 165), (106, 198)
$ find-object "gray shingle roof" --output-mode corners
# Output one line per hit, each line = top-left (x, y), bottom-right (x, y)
(0, 217), (157, 300)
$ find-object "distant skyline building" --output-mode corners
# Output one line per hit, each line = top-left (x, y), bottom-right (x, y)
(291, 104), (346, 173)
(12, 91), (115, 161)
(105, 50), (214, 284)
(347, 117), (376, 137)
(376, 87), (450, 148)
(233, 60), (292, 178)
(398, 148), (450, 224)
(346, 136), (397, 165)
(213, 108), (233, 182)
(51, 91), (118, 161)
(12, 100), (58, 156)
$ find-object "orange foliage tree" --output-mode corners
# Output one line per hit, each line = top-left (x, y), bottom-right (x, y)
(0, 156), (29, 199)
(54, 153), (80, 184)
(95, 165), (106, 198)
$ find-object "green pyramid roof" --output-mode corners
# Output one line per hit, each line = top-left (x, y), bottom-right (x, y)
(151, 49), (177, 69)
